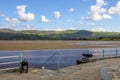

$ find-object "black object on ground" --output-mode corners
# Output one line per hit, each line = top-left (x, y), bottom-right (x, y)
(76, 54), (93, 65)
(20, 59), (28, 73)
(82, 53), (93, 58)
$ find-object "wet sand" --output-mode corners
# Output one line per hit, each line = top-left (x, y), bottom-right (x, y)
(0, 40), (120, 50)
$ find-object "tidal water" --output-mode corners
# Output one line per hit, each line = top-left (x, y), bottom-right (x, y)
(0, 48), (119, 70)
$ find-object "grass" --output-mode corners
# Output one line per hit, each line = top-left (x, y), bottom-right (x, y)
(0, 40), (120, 50)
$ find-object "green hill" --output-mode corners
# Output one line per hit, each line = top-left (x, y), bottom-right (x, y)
(0, 29), (120, 40)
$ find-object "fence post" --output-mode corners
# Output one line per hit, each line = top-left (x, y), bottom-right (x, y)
(58, 52), (61, 70)
(19, 52), (22, 70)
(103, 49), (105, 58)
(116, 48), (118, 57)
(88, 50), (89, 54)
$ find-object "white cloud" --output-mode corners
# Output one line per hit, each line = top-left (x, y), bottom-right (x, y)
(108, 1), (120, 14)
(88, 12), (91, 15)
(87, 22), (95, 26)
(91, 13), (112, 20)
(90, 27), (106, 32)
(81, 16), (85, 20)
(54, 11), (61, 19)
(69, 27), (76, 30)
(40, 16), (49, 23)
(81, 16), (91, 20)
(43, 28), (65, 31)
(16, 5), (35, 22)
(69, 8), (74, 12)
(54, 28), (65, 31)
(11, 24), (16, 27)
(87, 0), (112, 21)
(5, 17), (20, 26)
(85, 17), (91, 20)
(25, 25), (31, 30)
(5, 17), (20, 24)
(103, 14), (112, 19)
(92, 13), (102, 20)
(1, 15), (20, 26)
(90, 0), (106, 14)
(44, 27), (76, 31)
(26, 25), (30, 28)
(22, 25), (32, 30)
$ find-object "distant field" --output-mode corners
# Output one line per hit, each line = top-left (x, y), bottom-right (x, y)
(0, 40), (120, 50)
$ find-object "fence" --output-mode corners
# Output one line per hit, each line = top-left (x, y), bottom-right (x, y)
(0, 48), (120, 70)
(91, 48), (120, 59)
(39, 48), (120, 70)
(0, 52), (22, 71)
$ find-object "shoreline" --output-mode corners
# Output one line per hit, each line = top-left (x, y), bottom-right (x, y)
(0, 57), (120, 80)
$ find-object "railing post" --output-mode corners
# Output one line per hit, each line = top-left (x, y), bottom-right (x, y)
(19, 52), (22, 70)
(88, 50), (89, 54)
(116, 48), (118, 57)
(58, 52), (61, 70)
(103, 49), (105, 58)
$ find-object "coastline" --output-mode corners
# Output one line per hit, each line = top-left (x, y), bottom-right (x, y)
(0, 57), (120, 80)
(0, 40), (120, 80)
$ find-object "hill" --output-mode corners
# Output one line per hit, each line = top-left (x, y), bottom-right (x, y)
(0, 29), (120, 40)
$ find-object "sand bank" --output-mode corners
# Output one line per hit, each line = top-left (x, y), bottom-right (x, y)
(0, 41), (120, 50)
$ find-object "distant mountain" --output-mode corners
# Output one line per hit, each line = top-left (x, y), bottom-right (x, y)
(0, 28), (15, 32)
(0, 29), (120, 40)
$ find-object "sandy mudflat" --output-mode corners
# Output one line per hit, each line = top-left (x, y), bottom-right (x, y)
(0, 40), (120, 50)
(0, 58), (120, 80)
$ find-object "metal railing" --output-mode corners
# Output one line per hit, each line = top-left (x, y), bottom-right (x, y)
(0, 52), (22, 71)
(0, 48), (120, 70)
(89, 48), (120, 59)
(35, 48), (120, 70)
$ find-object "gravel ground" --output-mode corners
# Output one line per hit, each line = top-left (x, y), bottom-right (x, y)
(0, 58), (120, 80)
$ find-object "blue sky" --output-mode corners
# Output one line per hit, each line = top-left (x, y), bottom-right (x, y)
(0, 0), (120, 32)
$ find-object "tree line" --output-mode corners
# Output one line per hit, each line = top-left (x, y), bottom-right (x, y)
(0, 29), (120, 40)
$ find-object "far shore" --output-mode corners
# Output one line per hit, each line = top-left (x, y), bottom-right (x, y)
(0, 40), (120, 50)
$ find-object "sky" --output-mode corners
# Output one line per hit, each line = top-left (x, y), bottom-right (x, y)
(0, 0), (120, 32)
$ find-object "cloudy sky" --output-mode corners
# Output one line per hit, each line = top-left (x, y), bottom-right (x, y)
(0, 0), (120, 32)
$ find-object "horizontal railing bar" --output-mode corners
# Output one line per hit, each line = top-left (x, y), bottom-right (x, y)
(0, 56), (19, 59)
(0, 67), (19, 71)
(0, 61), (19, 65)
